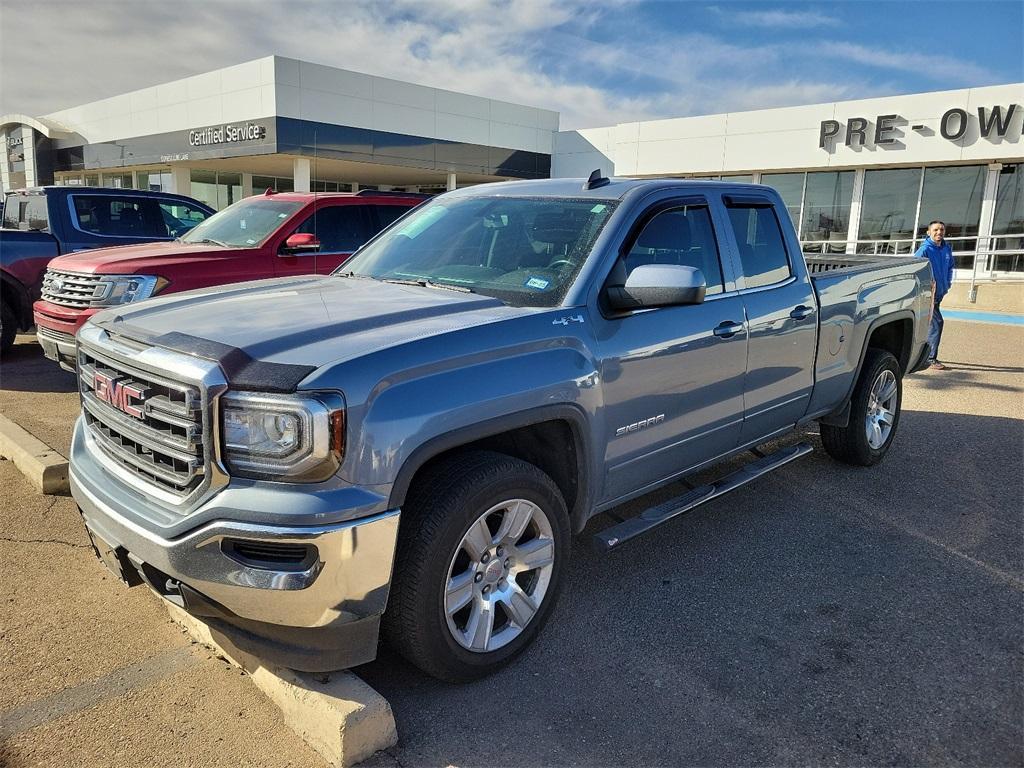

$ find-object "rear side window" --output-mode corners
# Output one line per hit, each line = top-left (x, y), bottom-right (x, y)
(72, 195), (166, 238)
(625, 205), (725, 295)
(158, 200), (210, 237)
(293, 205), (372, 253)
(726, 205), (792, 289)
(3, 194), (49, 231)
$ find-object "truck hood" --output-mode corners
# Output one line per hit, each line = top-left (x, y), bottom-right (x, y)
(93, 275), (533, 369)
(49, 241), (253, 273)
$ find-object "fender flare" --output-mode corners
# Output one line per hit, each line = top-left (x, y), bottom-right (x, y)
(819, 310), (916, 428)
(387, 403), (594, 532)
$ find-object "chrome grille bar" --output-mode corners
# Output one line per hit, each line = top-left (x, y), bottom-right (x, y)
(41, 269), (103, 308)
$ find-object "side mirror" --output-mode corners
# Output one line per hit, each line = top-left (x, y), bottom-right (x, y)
(606, 264), (706, 311)
(281, 232), (320, 254)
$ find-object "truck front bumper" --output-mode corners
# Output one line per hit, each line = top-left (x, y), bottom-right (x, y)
(36, 326), (77, 371)
(71, 430), (401, 672)
(33, 300), (99, 371)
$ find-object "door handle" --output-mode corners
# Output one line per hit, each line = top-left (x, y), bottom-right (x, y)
(790, 305), (815, 320)
(713, 321), (744, 338)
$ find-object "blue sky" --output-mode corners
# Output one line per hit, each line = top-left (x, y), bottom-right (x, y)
(2, 0), (1021, 128)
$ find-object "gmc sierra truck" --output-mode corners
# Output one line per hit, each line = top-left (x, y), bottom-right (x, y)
(0, 186), (214, 353)
(33, 190), (426, 369)
(69, 175), (933, 682)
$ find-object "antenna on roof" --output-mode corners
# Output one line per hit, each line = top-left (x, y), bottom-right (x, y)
(583, 168), (610, 191)
(264, 187), (274, 195)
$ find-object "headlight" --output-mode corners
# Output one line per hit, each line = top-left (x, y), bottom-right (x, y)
(220, 392), (345, 482)
(91, 275), (168, 306)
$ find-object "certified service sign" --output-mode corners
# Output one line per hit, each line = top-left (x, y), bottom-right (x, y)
(189, 122), (267, 147)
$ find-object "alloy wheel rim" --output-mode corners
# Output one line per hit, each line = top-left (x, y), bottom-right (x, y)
(444, 498), (555, 653)
(865, 369), (898, 449)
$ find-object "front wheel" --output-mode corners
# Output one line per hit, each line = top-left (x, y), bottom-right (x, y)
(382, 451), (569, 682)
(821, 348), (902, 466)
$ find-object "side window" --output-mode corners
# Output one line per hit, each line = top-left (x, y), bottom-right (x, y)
(373, 205), (409, 231)
(624, 205), (725, 295)
(294, 205), (371, 253)
(72, 195), (165, 237)
(158, 200), (210, 236)
(725, 205), (792, 289)
(3, 195), (49, 230)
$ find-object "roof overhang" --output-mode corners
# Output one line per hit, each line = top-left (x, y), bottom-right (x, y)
(0, 113), (75, 139)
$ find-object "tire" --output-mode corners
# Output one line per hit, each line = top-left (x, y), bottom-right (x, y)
(382, 450), (570, 682)
(821, 348), (902, 466)
(0, 299), (17, 355)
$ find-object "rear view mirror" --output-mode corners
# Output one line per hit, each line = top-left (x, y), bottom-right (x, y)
(281, 232), (320, 254)
(606, 264), (706, 311)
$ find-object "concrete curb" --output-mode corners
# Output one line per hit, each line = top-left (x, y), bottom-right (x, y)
(0, 414), (69, 494)
(164, 601), (398, 767)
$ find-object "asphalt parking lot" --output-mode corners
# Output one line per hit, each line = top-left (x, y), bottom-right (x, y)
(1, 319), (1021, 767)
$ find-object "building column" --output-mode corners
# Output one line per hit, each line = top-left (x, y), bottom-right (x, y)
(293, 157), (311, 192)
(22, 128), (37, 187)
(845, 168), (866, 254)
(378, 184), (393, 192)
(242, 172), (254, 198)
(0, 127), (11, 193)
(968, 163), (1004, 297)
(169, 166), (191, 196)
(447, 172), (457, 192)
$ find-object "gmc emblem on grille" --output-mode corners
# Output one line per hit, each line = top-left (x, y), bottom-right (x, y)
(93, 372), (147, 419)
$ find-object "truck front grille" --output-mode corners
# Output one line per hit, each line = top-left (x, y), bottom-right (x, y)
(77, 343), (208, 500)
(41, 269), (103, 308)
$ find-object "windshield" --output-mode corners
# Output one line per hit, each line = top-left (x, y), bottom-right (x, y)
(180, 198), (302, 247)
(338, 196), (618, 307)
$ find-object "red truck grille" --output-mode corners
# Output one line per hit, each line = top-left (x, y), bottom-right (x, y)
(41, 269), (103, 308)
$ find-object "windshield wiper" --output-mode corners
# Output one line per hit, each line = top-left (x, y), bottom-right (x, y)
(188, 237), (229, 247)
(380, 278), (474, 293)
(335, 271), (374, 279)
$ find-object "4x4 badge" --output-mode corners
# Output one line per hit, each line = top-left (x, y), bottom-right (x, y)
(552, 315), (585, 326)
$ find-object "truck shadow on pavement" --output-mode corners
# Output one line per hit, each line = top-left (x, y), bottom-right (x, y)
(358, 410), (1023, 767)
(907, 365), (1023, 393)
(0, 336), (78, 394)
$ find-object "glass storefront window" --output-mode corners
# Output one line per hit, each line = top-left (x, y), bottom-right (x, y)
(858, 168), (921, 254)
(916, 165), (985, 258)
(253, 175), (294, 194)
(190, 170), (243, 210)
(803, 171), (854, 252)
(760, 173), (804, 231)
(991, 163), (1024, 273)
(104, 172), (133, 189)
(84, 173), (99, 187)
(138, 170), (172, 192)
(722, 174), (753, 183)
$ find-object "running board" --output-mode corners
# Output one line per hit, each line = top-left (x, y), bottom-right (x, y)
(592, 442), (813, 553)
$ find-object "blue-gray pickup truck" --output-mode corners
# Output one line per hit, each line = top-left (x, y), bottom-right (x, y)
(70, 175), (933, 681)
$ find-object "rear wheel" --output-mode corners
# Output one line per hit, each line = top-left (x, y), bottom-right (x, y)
(821, 348), (902, 466)
(0, 300), (17, 354)
(383, 451), (569, 682)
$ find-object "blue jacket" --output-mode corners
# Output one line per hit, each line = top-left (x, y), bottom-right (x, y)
(915, 237), (954, 301)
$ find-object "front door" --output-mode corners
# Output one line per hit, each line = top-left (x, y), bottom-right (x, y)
(275, 202), (373, 276)
(595, 200), (748, 504)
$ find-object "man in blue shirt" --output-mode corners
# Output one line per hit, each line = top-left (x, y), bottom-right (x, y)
(915, 220), (955, 370)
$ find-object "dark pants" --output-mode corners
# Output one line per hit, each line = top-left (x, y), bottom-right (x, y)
(928, 300), (944, 362)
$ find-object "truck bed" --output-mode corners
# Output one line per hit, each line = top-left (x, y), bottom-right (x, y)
(803, 253), (915, 276)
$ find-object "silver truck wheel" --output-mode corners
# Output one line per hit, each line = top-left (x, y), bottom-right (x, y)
(865, 369), (898, 449)
(444, 498), (555, 653)
(382, 450), (569, 682)
(821, 348), (902, 466)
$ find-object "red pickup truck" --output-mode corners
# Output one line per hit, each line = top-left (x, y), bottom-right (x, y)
(33, 190), (426, 369)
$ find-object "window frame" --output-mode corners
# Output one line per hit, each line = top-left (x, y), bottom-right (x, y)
(601, 195), (729, 315)
(722, 195), (796, 293)
(66, 193), (206, 241)
(287, 202), (376, 256)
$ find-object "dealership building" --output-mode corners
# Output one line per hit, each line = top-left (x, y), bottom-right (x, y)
(1, 57), (1021, 302)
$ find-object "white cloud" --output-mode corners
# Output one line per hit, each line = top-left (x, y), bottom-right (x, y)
(709, 5), (839, 28)
(821, 42), (998, 86)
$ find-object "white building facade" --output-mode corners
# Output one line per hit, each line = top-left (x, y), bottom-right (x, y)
(1, 56), (558, 207)
(554, 84), (1024, 291)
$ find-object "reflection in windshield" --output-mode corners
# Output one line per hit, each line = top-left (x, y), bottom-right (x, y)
(339, 196), (617, 307)
(180, 199), (302, 247)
